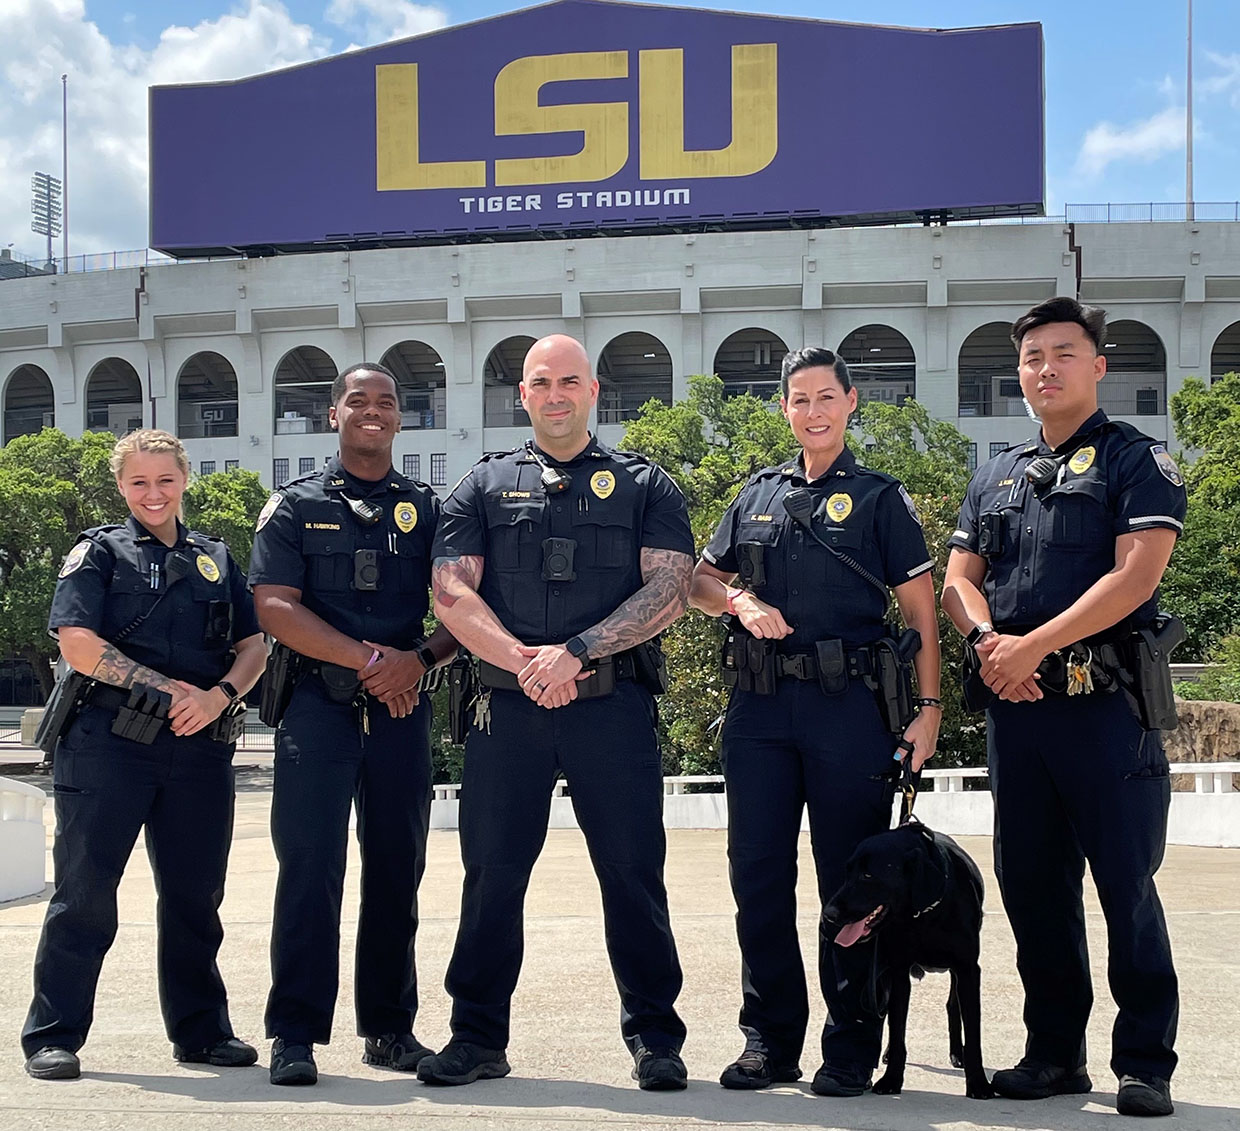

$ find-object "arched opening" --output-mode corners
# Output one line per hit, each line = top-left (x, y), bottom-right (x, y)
(713, 328), (789, 401)
(379, 340), (446, 430)
(597, 332), (673, 423)
(85, 358), (143, 435)
(177, 351), (238, 438)
(1101, 321), (1165, 416)
(274, 346), (338, 434)
(3, 364), (54, 445)
(483, 336), (535, 428)
(838, 324), (916, 406)
(1210, 320), (1240, 382)
(958, 323), (1020, 417)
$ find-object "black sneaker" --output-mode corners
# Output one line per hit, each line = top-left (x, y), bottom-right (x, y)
(810, 1060), (873, 1097)
(992, 1057), (1092, 1100)
(1117, 1075), (1174, 1117)
(719, 1049), (802, 1090)
(269, 1039), (318, 1086)
(363, 1032), (432, 1072)
(417, 1042), (511, 1086)
(24, 1046), (80, 1080)
(174, 1037), (258, 1068)
(632, 1046), (688, 1091)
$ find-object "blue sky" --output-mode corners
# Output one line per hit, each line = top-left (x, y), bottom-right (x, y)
(2, 0), (1237, 259)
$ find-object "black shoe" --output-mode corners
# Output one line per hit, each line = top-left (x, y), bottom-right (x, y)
(719, 1049), (802, 1090)
(363, 1032), (432, 1072)
(1117, 1075), (1174, 1117)
(632, 1046), (688, 1091)
(811, 1060), (873, 1097)
(174, 1037), (258, 1068)
(269, 1039), (317, 1086)
(991, 1057), (1092, 1099)
(24, 1046), (80, 1080)
(417, 1042), (511, 1086)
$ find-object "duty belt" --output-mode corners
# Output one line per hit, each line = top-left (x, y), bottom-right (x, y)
(775, 645), (876, 681)
(477, 650), (638, 691)
(86, 682), (247, 744)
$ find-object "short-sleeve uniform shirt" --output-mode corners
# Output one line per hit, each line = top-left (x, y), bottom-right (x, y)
(948, 409), (1187, 634)
(432, 437), (693, 643)
(248, 455), (439, 646)
(50, 515), (260, 688)
(703, 447), (933, 649)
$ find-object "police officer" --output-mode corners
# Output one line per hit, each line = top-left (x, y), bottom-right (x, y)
(249, 363), (455, 1086)
(690, 347), (942, 1097)
(22, 429), (266, 1080)
(420, 334), (693, 1090)
(943, 297), (1185, 1118)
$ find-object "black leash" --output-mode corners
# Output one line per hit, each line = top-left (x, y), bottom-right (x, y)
(896, 738), (919, 825)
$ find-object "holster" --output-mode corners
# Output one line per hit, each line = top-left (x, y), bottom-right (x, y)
(1128, 612), (1186, 731)
(960, 644), (994, 714)
(631, 638), (669, 696)
(259, 639), (302, 727)
(205, 699), (247, 745)
(34, 664), (92, 757)
(868, 628), (921, 735)
(110, 685), (172, 744)
(447, 653), (477, 745)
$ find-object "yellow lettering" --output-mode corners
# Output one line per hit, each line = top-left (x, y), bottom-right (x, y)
(494, 51), (628, 187)
(639, 43), (777, 179)
(376, 63), (486, 191)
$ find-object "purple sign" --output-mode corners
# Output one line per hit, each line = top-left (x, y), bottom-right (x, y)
(149, 0), (1044, 256)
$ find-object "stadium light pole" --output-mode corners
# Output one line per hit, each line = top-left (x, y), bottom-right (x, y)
(1186, 0), (1194, 221)
(61, 73), (69, 268)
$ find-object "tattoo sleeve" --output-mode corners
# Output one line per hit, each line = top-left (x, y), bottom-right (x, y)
(91, 643), (180, 695)
(578, 548), (692, 658)
(432, 554), (483, 609)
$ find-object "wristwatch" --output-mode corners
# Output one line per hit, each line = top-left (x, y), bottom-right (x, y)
(965, 622), (995, 647)
(565, 636), (590, 663)
(416, 643), (436, 670)
(216, 679), (240, 705)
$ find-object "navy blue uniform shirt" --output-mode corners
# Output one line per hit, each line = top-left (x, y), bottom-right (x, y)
(432, 436), (693, 644)
(703, 447), (933, 649)
(49, 515), (260, 688)
(948, 409), (1187, 635)
(248, 455), (439, 647)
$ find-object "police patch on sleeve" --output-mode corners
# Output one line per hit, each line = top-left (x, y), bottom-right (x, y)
(58, 541), (89, 579)
(897, 485), (922, 526)
(1149, 445), (1184, 487)
(255, 492), (282, 532)
(394, 500), (418, 533)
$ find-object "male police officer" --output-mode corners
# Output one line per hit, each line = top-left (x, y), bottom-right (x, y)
(943, 298), (1185, 1117)
(249, 363), (455, 1086)
(421, 334), (693, 1090)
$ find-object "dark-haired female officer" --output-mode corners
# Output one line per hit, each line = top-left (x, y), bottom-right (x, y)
(690, 347), (941, 1098)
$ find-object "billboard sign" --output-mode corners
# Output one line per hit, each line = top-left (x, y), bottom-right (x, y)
(149, 0), (1044, 255)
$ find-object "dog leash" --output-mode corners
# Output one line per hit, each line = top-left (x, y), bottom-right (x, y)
(896, 738), (918, 824)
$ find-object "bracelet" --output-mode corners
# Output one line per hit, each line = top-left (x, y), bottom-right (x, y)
(367, 648), (382, 667)
(725, 587), (741, 615)
(915, 697), (943, 710)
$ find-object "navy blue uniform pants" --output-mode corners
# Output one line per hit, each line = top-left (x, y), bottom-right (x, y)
(23, 704), (237, 1056)
(988, 691), (1178, 1081)
(265, 680), (433, 1044)
(722, 679), (897, 1070)
(445, 680), (685, 1054)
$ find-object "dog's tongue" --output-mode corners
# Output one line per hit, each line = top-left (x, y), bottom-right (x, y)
(835, 919), (869, 948)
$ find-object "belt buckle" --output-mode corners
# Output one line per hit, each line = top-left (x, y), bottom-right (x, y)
(783, 653), (812, 680)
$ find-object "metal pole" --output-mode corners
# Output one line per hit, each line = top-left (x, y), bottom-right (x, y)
(60, 75), (67, 269)
(1186, 0), (1194, 221)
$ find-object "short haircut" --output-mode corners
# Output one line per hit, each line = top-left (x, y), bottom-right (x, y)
(780, 347), (851, 398)
(331, 362), (398, 405)
(1011, 296), (1107, 353)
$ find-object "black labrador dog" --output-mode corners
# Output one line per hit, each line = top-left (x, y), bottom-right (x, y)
(823, 820), (994, 1099)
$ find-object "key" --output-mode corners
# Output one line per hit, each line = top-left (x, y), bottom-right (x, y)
(472, 688), (492, 734)
(1066, 653), (1094, 696)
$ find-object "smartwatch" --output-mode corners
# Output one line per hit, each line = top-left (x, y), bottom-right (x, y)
(416, 643), (436, 670)
(216, 679), (240, 705)
(565, 636), (590, 663)
(965, 622), (994, 647)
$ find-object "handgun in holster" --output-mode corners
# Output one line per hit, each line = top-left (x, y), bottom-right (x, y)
(447, 652), (477, 745)
(34, 662), (92, 759)
(1129, 612), (1186, 731)
(205, 699), (248, 744)
(111, 684), (172, 744)
(259, 638), (303, 728)
(869, 628), (921, 735)
(632, 638), (669, 695)
(960, 643), (995, 714)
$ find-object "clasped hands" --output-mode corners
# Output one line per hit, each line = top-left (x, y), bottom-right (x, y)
(516, 643), (595, 709)
(976, 632), (1045, 702)
(357, 640), (425, 718)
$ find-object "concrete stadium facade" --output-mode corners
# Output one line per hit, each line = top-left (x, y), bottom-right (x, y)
(3, 220), (1240, 490)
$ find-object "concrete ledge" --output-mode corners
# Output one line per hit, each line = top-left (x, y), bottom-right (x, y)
(0, 776), (46, 903)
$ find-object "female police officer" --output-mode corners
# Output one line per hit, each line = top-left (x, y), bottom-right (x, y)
(689, 347), (942, 1097)
(22, 429), (266, 1080)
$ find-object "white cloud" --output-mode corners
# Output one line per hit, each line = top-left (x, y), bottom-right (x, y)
(1074, 106), (1186, 179)
(325, 0), (446, 45)
(1201, 50), (1240, 109)
(0, 0), (447, 262)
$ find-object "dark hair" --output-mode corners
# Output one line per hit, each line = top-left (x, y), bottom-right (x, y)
(331, 362), (398, 404)
(1010, 296), (1107, 352)
(780, 347), (851, 398)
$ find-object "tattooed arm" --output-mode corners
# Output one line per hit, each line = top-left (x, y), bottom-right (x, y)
(432, 553), (527, 672)
(58, 626), (188, 705)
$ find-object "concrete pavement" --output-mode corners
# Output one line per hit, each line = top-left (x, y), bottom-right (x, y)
(0, 761), (1237, 1131)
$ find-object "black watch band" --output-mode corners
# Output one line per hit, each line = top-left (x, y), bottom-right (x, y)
(216, 680), (240, 704)
(565, 635), (590, 662)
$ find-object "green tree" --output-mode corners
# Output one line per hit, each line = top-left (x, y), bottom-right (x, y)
(183, 467), (270, 571)
(1176, 635), (1240, 703)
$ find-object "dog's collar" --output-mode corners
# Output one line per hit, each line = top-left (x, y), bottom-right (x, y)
(912, 839), (951, 919)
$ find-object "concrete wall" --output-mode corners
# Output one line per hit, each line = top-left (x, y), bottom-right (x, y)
(0, 778), (46, 904)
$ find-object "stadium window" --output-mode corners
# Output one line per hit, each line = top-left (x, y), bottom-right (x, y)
(990, 442), (1007, 459)
(299, 456), (315, 474)
(431, 453), (446, 486)
(1136, 388), (1160, 415)
(273, 458), (289, 486)
(200, 460), (215, 475)
(968, 443), (977, 471)
(225, 460), (238, 471)
(403, 454), (421, 480)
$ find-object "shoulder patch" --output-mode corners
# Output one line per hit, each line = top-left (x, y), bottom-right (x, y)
(1149, 445), (1184, 488)
(58, 540), (91, 579)
(898, 485), (922, 526)
(255, 492), (283, 532)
